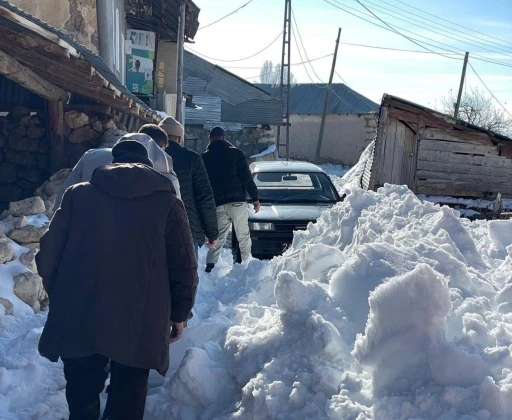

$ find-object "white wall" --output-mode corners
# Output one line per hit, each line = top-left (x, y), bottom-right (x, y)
(273, 113), (378, 166)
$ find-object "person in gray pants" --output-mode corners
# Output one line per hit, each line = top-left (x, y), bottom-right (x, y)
(201, 127), (260, 272)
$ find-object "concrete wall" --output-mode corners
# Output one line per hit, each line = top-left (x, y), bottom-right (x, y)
(9, 0), (98, 52)
(274, 113), (378, 166)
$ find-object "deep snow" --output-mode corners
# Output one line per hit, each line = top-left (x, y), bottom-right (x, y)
(2, 179), (512, 419)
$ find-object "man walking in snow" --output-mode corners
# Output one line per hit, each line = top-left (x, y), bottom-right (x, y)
(36, 140), (197, 420)
(159, 116), (219, 262)
(201, 127), (260, 273)
(54, 125), (180, 210)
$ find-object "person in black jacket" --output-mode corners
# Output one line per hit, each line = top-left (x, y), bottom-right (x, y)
(159, 117), (219, 261)
(201, 127), (260, 272)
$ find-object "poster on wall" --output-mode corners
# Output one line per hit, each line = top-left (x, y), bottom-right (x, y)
(125, 29), (156, 95)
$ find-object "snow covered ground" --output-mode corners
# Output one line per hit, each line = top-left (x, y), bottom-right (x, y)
(2, 172), (512, 419)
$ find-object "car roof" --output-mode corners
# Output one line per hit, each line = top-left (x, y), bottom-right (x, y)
(250, 161), (325, 173)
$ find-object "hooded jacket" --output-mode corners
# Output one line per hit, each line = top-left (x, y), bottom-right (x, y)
(36, 163), (197, 375)
(54, 133), (180, 209)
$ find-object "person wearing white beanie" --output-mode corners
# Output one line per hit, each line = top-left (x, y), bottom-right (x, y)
(161, 116), (219, 264)
(159, 116), (185, 144)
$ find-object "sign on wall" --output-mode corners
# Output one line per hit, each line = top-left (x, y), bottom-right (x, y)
(125, 29), (156, 95)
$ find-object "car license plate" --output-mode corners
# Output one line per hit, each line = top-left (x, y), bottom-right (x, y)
(282, 242), (291, 252)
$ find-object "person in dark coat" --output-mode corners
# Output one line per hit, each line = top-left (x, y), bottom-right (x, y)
(201, 127), (260, 272)
(36, 140), (198, 420)
(159, 116), (219, 261)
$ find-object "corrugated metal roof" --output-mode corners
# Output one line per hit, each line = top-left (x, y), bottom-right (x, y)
(0, 0), (159, 120)
(185, 95), (221, 125)
(257, 83), (379, 115)
(183, 51), (283, 125)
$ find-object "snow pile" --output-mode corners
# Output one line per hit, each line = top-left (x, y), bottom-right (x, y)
(2, 183), (512, 419)
(146, 184), (512, 419)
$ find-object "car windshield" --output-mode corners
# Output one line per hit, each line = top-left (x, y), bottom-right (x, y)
(252, 171), (339, 203)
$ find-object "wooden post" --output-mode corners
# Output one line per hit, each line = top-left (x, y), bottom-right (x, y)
(454, 52), (469, 119)
(47, 101), (67, 173)
(315, 28), (342, 163)
(175, 2), (186, 125)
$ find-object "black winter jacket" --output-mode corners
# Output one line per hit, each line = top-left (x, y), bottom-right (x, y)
(165, 142), (219, 245)
(202, 140), (259, 207)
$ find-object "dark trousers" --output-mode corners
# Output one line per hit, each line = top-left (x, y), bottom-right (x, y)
(62, 354), (150, 420)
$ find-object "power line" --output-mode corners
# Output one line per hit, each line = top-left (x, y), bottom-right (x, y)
(335, 70), (348, 85)
(353, 0), (463, 61)
(221, 53), (334, 69)
(468, 62), (512, 119)
(185, 31), (283, 62)
(394, 0), (512, 48)
(291, 8), (326, 85)
(198, 0), (254, 31)
(324, 0), (512, 68)
(371, 0), (512, 55)
(290, 22), (326, 87)
(357, 0), (512, 58)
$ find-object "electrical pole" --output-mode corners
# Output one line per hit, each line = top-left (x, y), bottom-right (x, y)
(316, 28), (341, 163)
(277, 0), (292, 160)
(454, 52), (469, 119)
(176, 2), (186, 124)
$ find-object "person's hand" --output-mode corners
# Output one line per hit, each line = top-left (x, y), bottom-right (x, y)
(253, 201), (261, 213)
(207, 239), (218, 249)
(170, 322), (185, 343)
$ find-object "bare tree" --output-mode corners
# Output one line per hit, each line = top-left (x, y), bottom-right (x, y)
(259, 60), (297, 87)
(438, 86), (512, 137)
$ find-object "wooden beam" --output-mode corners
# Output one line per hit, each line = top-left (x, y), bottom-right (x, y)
(417, 160), (512, 178)
(417, 149), (512, 169)
(47, 101), (67, 173)
(415, 186), (495, 198)
(419, 139), (499, 156)
(422, 128), (492, 146)
(0, 49), (68, 102)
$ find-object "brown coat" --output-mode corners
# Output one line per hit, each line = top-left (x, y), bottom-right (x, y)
(36, 163), (198, 375)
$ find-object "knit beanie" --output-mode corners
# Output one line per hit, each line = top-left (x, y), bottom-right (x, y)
(112, 140), (153, 167)
(159, 116), (184, 138)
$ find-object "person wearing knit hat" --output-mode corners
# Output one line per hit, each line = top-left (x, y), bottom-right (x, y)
(111, 140), (153, 167)
(163, 117), (219, 265)
(159, 116), (185, 145)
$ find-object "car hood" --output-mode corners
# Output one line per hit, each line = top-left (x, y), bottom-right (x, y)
(249, 203), (334, 222)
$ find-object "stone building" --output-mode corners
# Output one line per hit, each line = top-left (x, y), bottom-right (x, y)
(258, 84), (379, 166)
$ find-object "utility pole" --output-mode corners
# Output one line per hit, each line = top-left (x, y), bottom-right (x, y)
(277, 0), (292, 160)
(315, 28), (341, 163)
(454, 52), (469, 119)
(176, 2), (186, 124)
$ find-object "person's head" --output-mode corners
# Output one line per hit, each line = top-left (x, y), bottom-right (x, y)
(209, 126), (225, 143)
(138, 124), (169, 149)
(111, 140), (153, 167)
(159, 116), (184, 146)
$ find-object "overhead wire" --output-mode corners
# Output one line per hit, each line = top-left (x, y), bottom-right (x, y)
(185, 31), (283, 62)
(357, 0), (512, 58)
(291, 8), (326, 85)
(198, 0), (254, 31)
(394, 0), (512, 48)
(370, 0), (512, 54)
(324, 0), (512, 68)
(468, 62), (512, 119)
(221, 53), (334, 69)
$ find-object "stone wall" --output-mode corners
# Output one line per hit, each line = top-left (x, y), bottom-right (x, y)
(0, 105), (123, 210)
(0, 107), (50, 209)
(185, 125), (278, 161)
(9, 0), (99, 52)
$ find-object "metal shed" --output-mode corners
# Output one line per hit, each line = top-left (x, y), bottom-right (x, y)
(368, 94), (512, 198)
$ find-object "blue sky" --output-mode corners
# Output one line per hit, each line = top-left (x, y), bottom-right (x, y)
(190, 0), (512, 115)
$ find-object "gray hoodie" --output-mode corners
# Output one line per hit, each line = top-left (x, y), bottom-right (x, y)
(54, 132), (180, 210)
